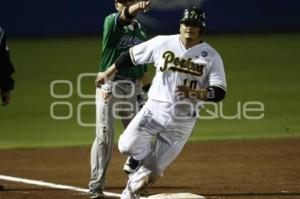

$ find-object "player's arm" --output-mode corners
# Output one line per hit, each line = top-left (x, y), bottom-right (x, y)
(118, 1), (151, 25)
(95, 35), (156, 87)
(95, 50), (132, 87)
(176, 53), (227, 102)
(176, 85), (226, 102)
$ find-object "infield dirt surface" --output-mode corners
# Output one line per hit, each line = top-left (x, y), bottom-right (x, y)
(0, 138), (299, 199)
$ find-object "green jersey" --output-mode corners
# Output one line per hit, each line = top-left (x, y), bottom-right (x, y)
(99, 13), (147, 80)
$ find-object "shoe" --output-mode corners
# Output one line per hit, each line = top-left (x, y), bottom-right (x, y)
(132, 175), (149, 194)
(123, 157), (140, 174)
(89, 190), (105, 199)
(121, 175), (149, 199)
(121, 188), (140, 199)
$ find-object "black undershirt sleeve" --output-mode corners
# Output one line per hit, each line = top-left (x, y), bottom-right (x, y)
(115, 51), (134, 70)
(206, 86), (226, 102)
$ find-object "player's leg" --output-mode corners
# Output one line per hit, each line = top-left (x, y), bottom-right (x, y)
(118, 102), (161, 164)
(143, 122), (196, 173)
(122, 121), (196, 198)
(121, 167), (153, 199)
(117, 81), (144, 174)
(119, 103), (164, 199)
(115, 80), (138, 129)
(89, 85), (115, 198)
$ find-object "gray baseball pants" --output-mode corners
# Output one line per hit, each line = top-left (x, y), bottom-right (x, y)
(89, 80), (138, 193)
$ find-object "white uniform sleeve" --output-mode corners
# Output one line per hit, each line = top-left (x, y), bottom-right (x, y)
(129, 36), (158, 65)
(208, 53), (227, 91)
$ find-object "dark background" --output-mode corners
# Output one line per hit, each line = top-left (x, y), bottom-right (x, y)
(1, 0), (300, 36)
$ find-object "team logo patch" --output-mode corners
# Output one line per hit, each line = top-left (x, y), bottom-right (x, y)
(190, 10), (197, 19)
(201, 51), (208, 57)
(117, 35), (143, 49)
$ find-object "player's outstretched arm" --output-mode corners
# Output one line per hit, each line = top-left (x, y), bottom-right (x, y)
(120, 0), (151, 22)
(95, 50), (136, 87)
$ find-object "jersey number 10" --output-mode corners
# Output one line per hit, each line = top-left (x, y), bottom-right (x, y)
(183, 79), (197, 89)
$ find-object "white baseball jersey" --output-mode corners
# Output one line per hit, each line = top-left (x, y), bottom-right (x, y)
(129, 34), (226, 119)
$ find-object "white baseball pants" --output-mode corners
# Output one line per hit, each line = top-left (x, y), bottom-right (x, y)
(118, 99), (196, 190)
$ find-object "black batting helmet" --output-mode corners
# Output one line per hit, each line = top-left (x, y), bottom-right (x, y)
(116, 0), (138, 3)
(180, 7), (206, 29)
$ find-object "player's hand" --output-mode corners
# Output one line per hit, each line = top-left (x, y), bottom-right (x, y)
(1, 91), (10, 106)
(100, 83), (113, 101)
(101, 91), (112, 101)
(129, 0), (151, 16)
(176, 85), (195, 99)
(138, 0), (151, 12)
(95, 72), (108, 88)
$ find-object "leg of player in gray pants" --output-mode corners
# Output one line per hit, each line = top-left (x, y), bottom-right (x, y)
(89, 81), (137, 198)
(89, 86), (115, 197)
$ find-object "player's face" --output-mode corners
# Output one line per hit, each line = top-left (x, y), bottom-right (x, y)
(115, 0), (137, 12)
(180, 22), (202, 41)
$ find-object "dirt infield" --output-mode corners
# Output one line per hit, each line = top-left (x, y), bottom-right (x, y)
(1, 138), (300, 199)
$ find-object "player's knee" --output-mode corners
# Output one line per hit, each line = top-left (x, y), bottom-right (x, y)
(118, 132), (135, 155)
(95, 128), (110, 145)
(118, 141), (132, 156)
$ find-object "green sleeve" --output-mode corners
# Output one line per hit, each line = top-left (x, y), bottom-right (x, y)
(99, 13), (122, 72)
(102, 13), (121, 48)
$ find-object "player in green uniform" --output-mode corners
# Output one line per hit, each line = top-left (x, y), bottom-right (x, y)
(89, 1), (151, 198)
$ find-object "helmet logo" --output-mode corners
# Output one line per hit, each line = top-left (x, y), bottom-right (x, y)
(190, 10), (197, 19)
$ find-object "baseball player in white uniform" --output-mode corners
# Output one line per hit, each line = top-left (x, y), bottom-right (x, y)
(95, 7), (227, 199)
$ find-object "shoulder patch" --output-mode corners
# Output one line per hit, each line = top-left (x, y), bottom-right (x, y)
(201, 51), (208, 57)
